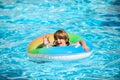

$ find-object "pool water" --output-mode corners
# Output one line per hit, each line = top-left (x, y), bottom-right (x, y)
(0, 0), (120, 80)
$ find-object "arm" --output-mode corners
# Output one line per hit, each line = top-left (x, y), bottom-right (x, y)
(76, 40), (89, 51)
(43, 36), (50, 45)
(37, 36), (50, 48)
(43, 36), (51, 47)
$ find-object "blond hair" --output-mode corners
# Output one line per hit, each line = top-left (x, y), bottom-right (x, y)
(54, 30), (70, 46)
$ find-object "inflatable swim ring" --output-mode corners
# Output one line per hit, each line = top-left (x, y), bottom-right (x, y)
(28, 34), (93, 61)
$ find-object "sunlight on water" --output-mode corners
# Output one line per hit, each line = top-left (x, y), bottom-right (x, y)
(0, 0), (120, 80)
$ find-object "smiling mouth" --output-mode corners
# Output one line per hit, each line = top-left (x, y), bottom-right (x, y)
(57, 43), (62, 45)
(56, 42), (62, 45)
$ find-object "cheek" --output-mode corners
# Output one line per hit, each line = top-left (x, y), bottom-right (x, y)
(61, 40), (66, 43)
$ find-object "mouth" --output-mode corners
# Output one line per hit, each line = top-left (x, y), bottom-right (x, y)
(57, 43), (62, 45)
(56, 42), (62, 45)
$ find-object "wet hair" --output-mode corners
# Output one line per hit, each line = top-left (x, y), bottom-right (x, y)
(54, 30), (70, 46)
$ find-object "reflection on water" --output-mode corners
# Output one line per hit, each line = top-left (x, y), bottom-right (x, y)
(0, 0), (120, 80)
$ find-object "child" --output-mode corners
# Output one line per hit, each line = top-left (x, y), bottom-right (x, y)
(43, 30), (89, 51)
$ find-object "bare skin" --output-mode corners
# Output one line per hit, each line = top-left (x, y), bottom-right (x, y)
(43, 36), (89, 51)
(76, 40), (89, 51)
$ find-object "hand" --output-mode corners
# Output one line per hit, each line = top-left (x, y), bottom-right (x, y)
(82, 45), (89, 51)
(43, 36), (50, 45)
(77, 41), (90, 51)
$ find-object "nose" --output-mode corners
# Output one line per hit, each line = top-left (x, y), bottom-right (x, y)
(57, 39), (61, 42)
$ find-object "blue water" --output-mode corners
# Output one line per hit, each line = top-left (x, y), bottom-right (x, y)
(0, 0), (120, 80)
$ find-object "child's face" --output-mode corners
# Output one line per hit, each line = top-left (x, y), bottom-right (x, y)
(55, 38), (66, 46)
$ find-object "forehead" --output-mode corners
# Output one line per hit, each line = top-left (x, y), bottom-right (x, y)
(55, 35), (65, 39)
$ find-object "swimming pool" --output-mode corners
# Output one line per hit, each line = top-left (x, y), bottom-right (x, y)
(0, 0), (120, 80)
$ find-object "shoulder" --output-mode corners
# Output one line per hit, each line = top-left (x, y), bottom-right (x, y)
(46, 42), (54, 47)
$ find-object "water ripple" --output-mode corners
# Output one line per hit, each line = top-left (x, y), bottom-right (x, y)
(0, 0), (120, 80)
